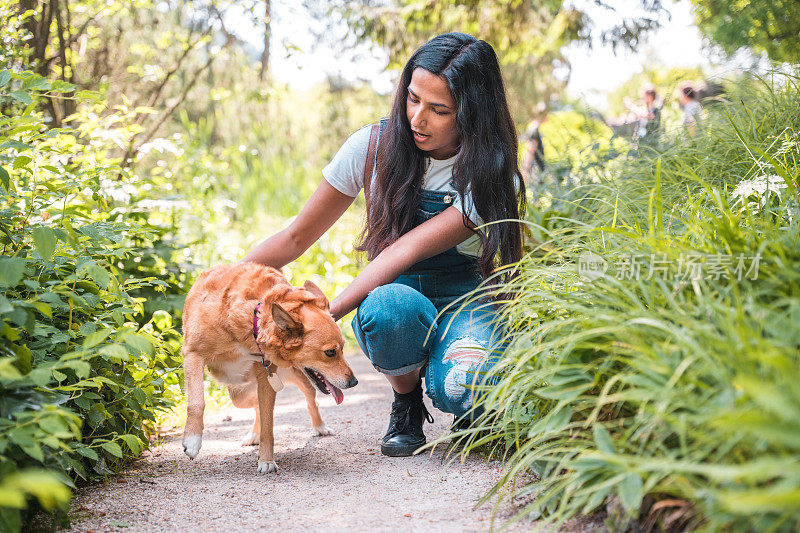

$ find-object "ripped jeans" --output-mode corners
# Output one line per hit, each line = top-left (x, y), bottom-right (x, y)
(352, 269), (504, 419)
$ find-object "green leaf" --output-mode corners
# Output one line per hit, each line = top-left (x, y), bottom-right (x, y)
(21, 441), (44, 462)
(618, 472), (644, 514)
(75, 90), (100, 101)
(151, 309), (172, 330)
(131, 387), (147, 404)
(0, 294), (13, 313)
(10, 90), (32, 105)
(58, 454), (86, 480)
(0, 70), (11, 87)
(4, 470), (71, 511)
(0, 141), (32, 150)
(72, 395), (91, 410)
(12, 343), (31, 373)
(32, 226), (57, 261)
(39, 291), (66, 308)
(38, 416), (69, 436)
(0, 166), (9, 191)
(101, 441), (123, 458)
(83, 328), (113, 349)
(30, 301), (52, 318)
(91, 375), (120, 390)
(593, 425), (617, 454)
(119, 434), (141, 455)
(13, 155), (31, 169)
(99, 344), (129, 362)
(63, 359), (91, 379)
(0, 358), (23, 379)
(8, 428), (35, 448)
(29, 367), (52, 386)
(21, 74), (48, 90)
(124, 333), (152, 356)
(86, 263), (110, 289)
(49, 80), (76, 93)
(0, 256), (26, 286)
(75, 445), (98, 461)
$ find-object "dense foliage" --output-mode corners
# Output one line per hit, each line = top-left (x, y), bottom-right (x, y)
(449, 72), (800, 532)
(0, 73), (185, 531)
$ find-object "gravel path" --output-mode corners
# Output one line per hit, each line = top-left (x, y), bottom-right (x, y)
(66, 353), (600, 532)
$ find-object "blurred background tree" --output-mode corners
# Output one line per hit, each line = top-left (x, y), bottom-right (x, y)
(306, 0), (669, 121)
(691, 0), (800, 63)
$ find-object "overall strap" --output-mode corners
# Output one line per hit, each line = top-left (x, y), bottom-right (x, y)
(362, 118), (388, 216)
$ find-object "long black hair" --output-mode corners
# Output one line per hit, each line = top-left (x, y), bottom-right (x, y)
(359, 32), (526, 282)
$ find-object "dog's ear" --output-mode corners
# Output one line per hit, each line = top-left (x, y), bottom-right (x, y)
(271, 303), (303, 337)
(303, 280), (329, 310)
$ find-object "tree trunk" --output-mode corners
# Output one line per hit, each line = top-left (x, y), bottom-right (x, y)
(19, 0), (54, 76)
(52, 0), (76, 126)
(259, 0), (271, 81)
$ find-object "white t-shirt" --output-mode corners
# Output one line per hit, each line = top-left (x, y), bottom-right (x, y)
(682, 100), (702, 126)
(322, 123), (482, 256)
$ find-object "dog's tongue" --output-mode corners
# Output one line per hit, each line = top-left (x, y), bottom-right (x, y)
(323, 377), (344, 405)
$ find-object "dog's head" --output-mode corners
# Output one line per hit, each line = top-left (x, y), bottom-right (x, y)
(257, 280), (356, 404)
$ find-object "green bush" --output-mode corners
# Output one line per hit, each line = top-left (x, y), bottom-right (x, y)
(0, 71), (182, 531)
(450, 72), (800, 531)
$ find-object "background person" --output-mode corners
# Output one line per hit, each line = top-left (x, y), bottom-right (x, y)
(678, 83), (702, 137)
(623, 83), (662, 144)
(521, 110), (547, 185)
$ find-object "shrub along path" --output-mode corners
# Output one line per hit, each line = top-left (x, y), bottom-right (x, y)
(66, 353), (600, 532)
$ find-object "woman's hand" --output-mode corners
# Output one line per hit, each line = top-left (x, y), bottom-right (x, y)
(241, 179), (354, 268)
(329, 206), (475, 320)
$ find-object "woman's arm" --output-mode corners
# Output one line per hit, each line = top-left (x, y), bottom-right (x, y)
(241, 179), (355, 267)
(329, 206), (475, 320)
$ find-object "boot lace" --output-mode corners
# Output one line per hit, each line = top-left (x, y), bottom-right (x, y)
(387, 395), (434, 435)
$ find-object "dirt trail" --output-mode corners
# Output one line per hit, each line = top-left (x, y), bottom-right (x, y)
(66, 353), (598, 532)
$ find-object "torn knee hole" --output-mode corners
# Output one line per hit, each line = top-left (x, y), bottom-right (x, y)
(442, 338), (488, 405)
(442, 337), (487, 367)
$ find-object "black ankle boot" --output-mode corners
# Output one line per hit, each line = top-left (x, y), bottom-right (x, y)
(381, 380), (434, 457)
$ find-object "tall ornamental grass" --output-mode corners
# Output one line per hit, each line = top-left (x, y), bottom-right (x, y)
(450, 72), (800, 532)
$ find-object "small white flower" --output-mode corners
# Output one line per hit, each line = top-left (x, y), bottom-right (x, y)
(731, 174), (788, 208)
(732, 174), (786, 199)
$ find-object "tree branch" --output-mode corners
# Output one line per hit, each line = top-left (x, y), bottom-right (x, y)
(134, 23), (215, 125)
(122, 36), (232, 165)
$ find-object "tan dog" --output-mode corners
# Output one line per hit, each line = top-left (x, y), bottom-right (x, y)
(181, 262), (357, 474)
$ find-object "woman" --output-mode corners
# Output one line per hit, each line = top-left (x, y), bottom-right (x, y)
(244, 32), (525, 457)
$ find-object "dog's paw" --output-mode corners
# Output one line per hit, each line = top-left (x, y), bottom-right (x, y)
(257, 461), (278, 474)
(240, 432), (259, 446)
(183, 435), (202, 459)
(314, 424), (334, 436)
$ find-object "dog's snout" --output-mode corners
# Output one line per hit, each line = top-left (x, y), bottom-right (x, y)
(346, 374), (358, 389)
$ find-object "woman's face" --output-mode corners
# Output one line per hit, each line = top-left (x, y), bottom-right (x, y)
(406, 67), (460, 160)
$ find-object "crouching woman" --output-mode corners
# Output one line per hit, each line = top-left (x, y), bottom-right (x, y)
(244, 32), (525, 456)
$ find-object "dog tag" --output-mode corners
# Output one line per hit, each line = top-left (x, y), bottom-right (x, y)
(267, 372), (284, 392)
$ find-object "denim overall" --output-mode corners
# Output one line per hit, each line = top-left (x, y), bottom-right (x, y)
(351, 121), (504, 419)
